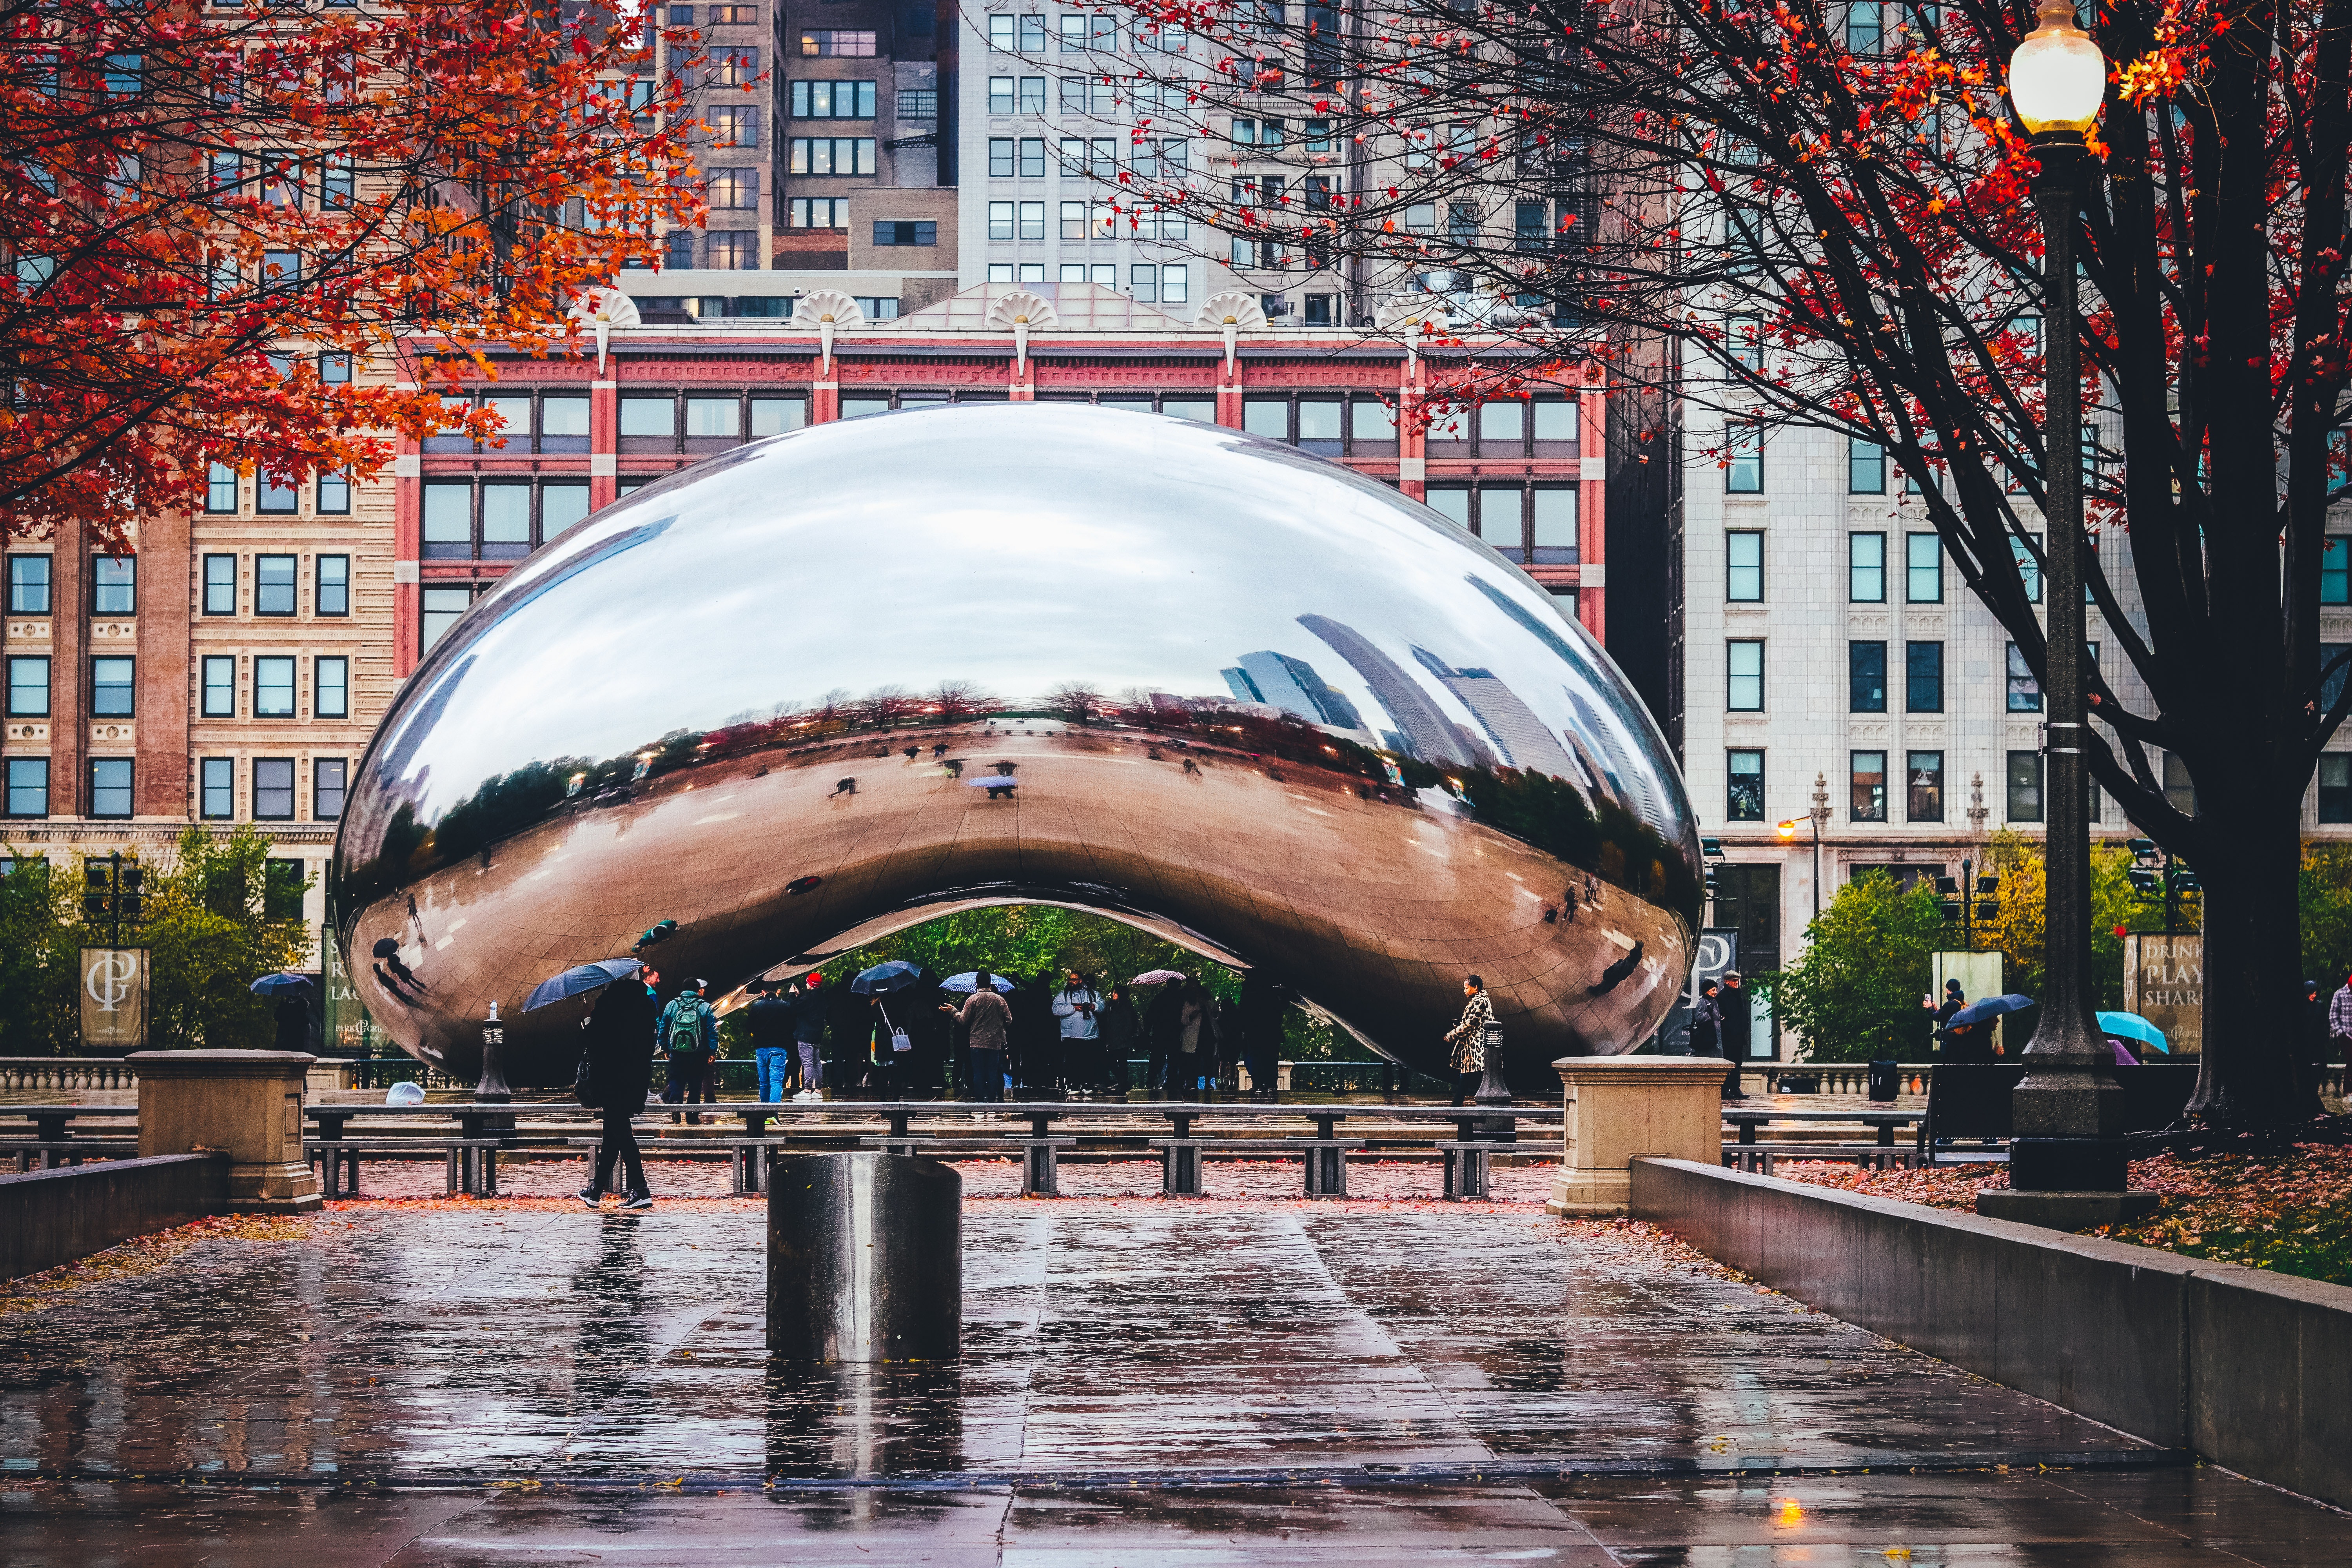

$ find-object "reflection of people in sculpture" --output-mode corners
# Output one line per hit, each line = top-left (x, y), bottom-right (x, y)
(1445, 975), (1495, 1107)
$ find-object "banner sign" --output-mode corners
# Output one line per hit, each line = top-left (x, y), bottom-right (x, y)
(2124, 934), (2202, 1056)
(80, 947), (149, 1049)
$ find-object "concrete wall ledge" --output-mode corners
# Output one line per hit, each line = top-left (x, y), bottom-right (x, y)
(0, 1153), (230, 1281)
(1630, 1157), (2352, 1510)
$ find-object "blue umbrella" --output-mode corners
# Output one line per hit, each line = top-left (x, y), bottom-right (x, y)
(1949, 993), (2037, 1029)
(2097, 1010), (2169, 1054)
(852, 960), (929, 995)
(941, 971), (1016, 994)
(523, 958), (643, 1012)
(249, 972), (314, 996)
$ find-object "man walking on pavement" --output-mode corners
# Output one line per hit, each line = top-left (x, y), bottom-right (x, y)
(1718, 971), (1752, 1100)
(578, 978), (655, 1210)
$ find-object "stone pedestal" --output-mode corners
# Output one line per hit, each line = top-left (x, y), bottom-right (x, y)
(132, 1050), (323, 1214)
(1975, 1188), (2161, 1230)
(1546, 1056), (1731, 1216)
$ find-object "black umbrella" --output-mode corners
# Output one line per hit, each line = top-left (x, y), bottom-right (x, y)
(851, 960), (928, 995)
(371, 937), (401, 958)
(1950, 993), (2036, 1029)
(523, 958), (644, 1012)
(249, 972), (314, 997)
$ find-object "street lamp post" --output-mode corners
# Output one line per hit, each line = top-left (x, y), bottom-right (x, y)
(1980, 0), (2156, 1227)
(1779, 771), (1833, 919)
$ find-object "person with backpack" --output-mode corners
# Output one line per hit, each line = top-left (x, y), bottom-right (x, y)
(657, 978), (717, 1125)
(577, 976), (655, 1210)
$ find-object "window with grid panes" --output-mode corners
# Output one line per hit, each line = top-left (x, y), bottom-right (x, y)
(1726, 531), (1762, 601)
(201, 656), (235, 717)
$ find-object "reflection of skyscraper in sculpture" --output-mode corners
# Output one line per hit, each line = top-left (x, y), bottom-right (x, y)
(1461, 576), (1671, 831)
(1225, 651), (1364, 731)
(1408, 647), (1582, 781)
(1296, 615), (1474, 764)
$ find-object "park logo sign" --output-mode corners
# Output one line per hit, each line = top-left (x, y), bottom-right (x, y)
(80, 947), (149, 1049)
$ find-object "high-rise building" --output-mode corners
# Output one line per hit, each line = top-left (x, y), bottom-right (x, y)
(1407, 648), (1576, 780)
(1229, 651), (1363, 732)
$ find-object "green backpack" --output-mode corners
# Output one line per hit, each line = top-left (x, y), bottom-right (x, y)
(664, 996), (707, 1055)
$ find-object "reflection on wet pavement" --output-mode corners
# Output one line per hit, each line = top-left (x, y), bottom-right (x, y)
(3, 1204), (2343, 1563)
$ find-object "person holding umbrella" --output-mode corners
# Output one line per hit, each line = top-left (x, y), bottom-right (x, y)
(250, 973), (315, 1053)
(577, 975), (655, 1210)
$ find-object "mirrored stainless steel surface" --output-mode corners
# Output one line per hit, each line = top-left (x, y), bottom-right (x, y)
(768, 1152), (962, 1362)
(334, 404), (1700, 1084)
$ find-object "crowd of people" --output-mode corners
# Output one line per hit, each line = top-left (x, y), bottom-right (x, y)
(722, 965), (1297, 1106)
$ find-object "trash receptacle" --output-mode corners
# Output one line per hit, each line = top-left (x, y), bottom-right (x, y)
(1867, 1059), (1900, 1102)
(767, 1151), (961, 1363)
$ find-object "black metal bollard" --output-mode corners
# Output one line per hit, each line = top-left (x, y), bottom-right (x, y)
(767, 1152), (960, 1363)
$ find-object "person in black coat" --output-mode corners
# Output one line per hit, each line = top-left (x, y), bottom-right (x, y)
(1143, 980), (1186, 1098)
(273, 992), (311, 1054)
(579, 979), (655, 1208)
(1097, 984), (1138, 1100)
(1238, 969), (1287, 1102)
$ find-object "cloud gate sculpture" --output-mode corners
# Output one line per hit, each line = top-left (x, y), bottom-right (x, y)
(334, 403), (1701, 1087)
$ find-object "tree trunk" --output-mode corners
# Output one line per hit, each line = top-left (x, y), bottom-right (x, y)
(2190, 779), (2322, 1129)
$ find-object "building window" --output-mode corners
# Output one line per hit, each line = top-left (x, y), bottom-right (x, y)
(898, 88), (936, 116)
(1906, 641), (1943, 712)
(423, 481), (472, 557)
(1849, 532), (1885, 603)
(707, 104), (759, 147)
(255, 554), (297, 616)
(1726, 530), (1763, 602)
(2321, 755), (2352, 823)
(989, 74), (1014, 111)
(481, 484), (532, 558)
(314, 758), (348, 821)
(1530, 488), (1577, 563)
(318, 469), (350, 514)
(1849, 640), (1887, 712)
(1726, 312), (1762, 371)
(201, 655), (235, 717)
(1727, 750), (1766, 822)
(89, 758), (132, 819)
(788, 197), (848, 229)
(872, 220), (936, 246)
(91, 555), (135, 615)
(2324, 537), (2350, 604)
(316, 656), (349, 719)
(1727, 639), (1764, 711)
(1847, 0), (1882, 52)
(1019, 200), (1045, 240)
(421, 587), (471, 653)
(789, 137), (877, 175)
(5, 757), (47, 818)
(2011, 533), (2043, 602)
(542, 396), (591, 448)
(263, 857), (305, 920)
(1907, 750), (1944, 821)
(317, 555), (350, 616)
(1724, 419), (1762, 492)
(1849, 436), (1886, 493)
(790, 79), (877, 117)
(201, 555), (237, 615)
(6, 555), (49, 614)
(2163, 751), (2197, 816)
(253, 758), (295, 821)
(254, 656), (295, 717)
(988, 201), (1014, 240)
(206, 463), (238, 513)
(257, 472), (299, 514)
(1850, 750), (1887, 822)
(1161, 265), (1188, 303)
(543, 482), (592, 535)
(200, 757), (234, 820)
(2007, 751), (2043, 821)
(1017, 14), (1046, 51)
(989, 136), (1015, 176)
(619, 397), (673, 437)
(1905, 532), (1942, 602)
(2005, 642), (2041, 711)
(750, 397), (807, 436)
(706, 231), (758, 269)
(6, 655), (47, 717)
(90, 656), (134, 717)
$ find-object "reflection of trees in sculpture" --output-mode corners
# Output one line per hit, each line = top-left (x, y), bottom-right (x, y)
(341, 673), (1695, 945)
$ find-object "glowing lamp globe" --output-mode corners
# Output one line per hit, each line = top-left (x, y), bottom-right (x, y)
(2009, 0), (2107, 136)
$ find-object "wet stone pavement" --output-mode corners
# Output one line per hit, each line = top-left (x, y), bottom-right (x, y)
(3, 1202), (2346, 1564)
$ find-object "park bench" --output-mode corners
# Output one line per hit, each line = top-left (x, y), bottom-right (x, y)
(0, 1105), (142, 1171)
(1917, 1063), (2202, 1163)
(1721, 1107), (1920, 1147)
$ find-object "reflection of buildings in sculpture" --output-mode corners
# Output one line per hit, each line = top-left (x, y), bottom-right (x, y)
(1408, 646), (1581, 782)
(1296, 614), (1481, 766)
(1223, 652), (1366, 733)
(1150, 690), (1287, 723)
(1461, 575), (1671, 831)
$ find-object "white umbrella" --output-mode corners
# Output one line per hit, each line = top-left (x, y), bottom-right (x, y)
(1131, 968), (1188, 986)
(941, 971), (1017, 994)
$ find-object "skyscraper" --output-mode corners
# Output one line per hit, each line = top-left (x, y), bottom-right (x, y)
(1231, 650), (1364, 731)
(1408, 648), (1580, 780)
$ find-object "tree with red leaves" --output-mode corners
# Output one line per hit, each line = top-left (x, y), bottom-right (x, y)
(0, 0), (706, 548)
(1093, 0), (2350, 1129)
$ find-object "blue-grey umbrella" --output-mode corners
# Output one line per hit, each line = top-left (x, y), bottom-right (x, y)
(523, 958), (643, 1012)
(248, 972), (314, 996)
(940, 971), (1016, 994)
(1950, 993), (2036, 1029)
(851, 960), (928, 995)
